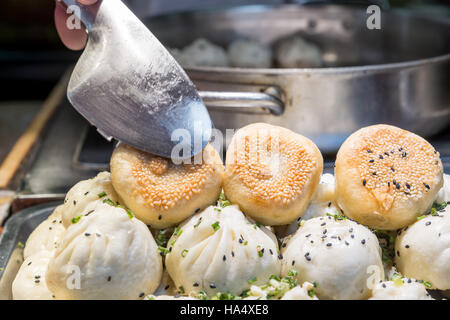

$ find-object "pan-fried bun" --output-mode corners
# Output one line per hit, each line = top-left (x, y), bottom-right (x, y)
(223, 123), (323, 226)
(335, 124), (443, 230)
(110, 143), (224, 229)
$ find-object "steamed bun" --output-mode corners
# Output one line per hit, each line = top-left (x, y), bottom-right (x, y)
(24, 205), (65, 259)
(369, 278), (433, 300)
(435, 173), (450, 203)
(395, 205), (450, 290)
(228, 38), (272, 68)
(61, 171), (121, 228)
(12, 251), (54, 300)
(46, 203), (162, 299)
(274, 174), (340, 239)
(281, 216), (384, 299)
(165, 205), (281, 296)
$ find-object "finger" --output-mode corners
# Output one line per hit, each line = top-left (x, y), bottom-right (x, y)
(54, 1), (88, 50)
(78, 0), (98, 5)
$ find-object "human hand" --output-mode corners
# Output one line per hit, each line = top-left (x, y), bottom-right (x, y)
(54, 0), (98, 50)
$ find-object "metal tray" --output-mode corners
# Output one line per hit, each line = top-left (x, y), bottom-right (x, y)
(0, 202), (59, 300)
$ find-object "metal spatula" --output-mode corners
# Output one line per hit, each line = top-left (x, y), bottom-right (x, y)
(61, 0), (212, 159)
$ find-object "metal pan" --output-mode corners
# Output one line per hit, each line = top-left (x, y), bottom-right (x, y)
(146, 4), (450, 154)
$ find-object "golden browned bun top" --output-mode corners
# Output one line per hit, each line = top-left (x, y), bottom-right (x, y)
(120, 143), (221, 211)
(340, 124), (442, 210)
(226, 123), (321, 205)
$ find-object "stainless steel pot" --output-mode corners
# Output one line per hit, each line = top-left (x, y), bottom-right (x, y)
(146, 4), (450, 153)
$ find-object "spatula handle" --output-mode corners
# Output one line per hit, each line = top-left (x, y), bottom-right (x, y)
(61, 0), (102, 30)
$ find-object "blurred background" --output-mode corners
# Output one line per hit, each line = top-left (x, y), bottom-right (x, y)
(0, 0), (449, 226)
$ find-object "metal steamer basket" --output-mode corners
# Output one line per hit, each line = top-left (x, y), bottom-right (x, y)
(147, 4), (450, 154)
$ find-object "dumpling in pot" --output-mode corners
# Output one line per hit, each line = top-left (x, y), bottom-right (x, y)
(275, 35), (322, 68)
(177, 38), (229, 68)
(46, 203), (162, 300)
(165, 205), (281, 296)
(228, 38), (272, 68)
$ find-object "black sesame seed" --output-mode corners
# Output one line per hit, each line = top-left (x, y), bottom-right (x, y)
(305, 234), (311, 238)
(320, 222), (326, 226)
(369, 159), (374, 163)
(363, 179), (367, 186)
(402, 152), (407, 158)
(292, 260), (295, 266)
(158, 215), (162, 220)
(351, 234), (355, 239)
(397, 250), (400, 257)
(223, 255), (226, 261)
(367, 150), (373, 153)
(345, 241), (349, 246)
(423, 183), (430, 189)
(396, 183), (401, 190)
(107, 276), (111, 282)
(405, 183), (411, 189)
(391, 167), (395, 172)
(139, 293), (145, 298)
(165, 285), (170, 290)
(372, 171), (377, 176)
(384, 152), (389, 156)
(195, 208), (201, 213)
(193, 283), (199, 287)
(84, 192), (89, 196)
(210, 284), (216, 289)
(379, 155), (383, 160)
(304, 253), (311, 261)
(84, 233), (91, 237)
(349, 228), (353, 233)
(326, 243), (332, 247)
(328, 202), (332, 207)
(282, 243), (287, 248)
(405, 245), (410, 249)
(269, 249), (273, 255)
(34, 275), (41, 279)
(278, 254), (283, 260)
(361, 239), (366, 245)
(323, 229), (327, 234)
(73, 200), (77, 206)
(239, 238), (243, 244)
(382, 283), (386, 288)
(425, 221), (431, 226)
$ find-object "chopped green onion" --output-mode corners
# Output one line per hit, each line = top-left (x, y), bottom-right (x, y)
(181, 249), (188, 257)
(97, 192), (107, 198)
(212, 221), (220, 232)
(157, 246), (169, 256)
(102, 198), (115, 206)
(71, 215), (82, 224)
(248, 277), (257, 284)
(287, 269), (298, 277)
